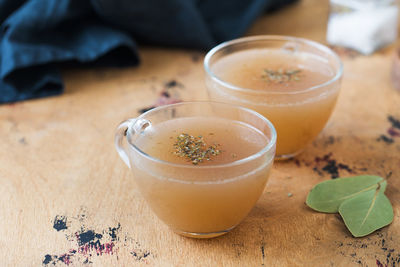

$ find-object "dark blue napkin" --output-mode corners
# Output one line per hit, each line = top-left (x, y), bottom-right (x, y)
(0, 0), (296, 103)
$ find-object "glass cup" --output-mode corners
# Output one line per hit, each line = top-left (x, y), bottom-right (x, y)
(204, 35), (343, 159)
(115, 102), (276, 238)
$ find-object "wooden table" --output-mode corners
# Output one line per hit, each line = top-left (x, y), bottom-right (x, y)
(1, 0), (399, 266)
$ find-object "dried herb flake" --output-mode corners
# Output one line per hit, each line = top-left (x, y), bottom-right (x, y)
(262, 69), (302, 83)
(173, 133), (221, 165)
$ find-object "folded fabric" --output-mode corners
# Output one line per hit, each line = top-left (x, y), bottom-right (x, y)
(0, 0), (296, 103)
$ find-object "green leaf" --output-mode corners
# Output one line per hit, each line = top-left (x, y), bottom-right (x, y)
(306, 175), (384, 213)
(339, 181), (394, 237)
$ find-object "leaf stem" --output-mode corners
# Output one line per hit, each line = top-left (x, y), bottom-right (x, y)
(359, 186), (381, 228)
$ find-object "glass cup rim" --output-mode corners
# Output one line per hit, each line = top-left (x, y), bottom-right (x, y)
(204, 35), (344, 95)
(127, 101), (277, 169)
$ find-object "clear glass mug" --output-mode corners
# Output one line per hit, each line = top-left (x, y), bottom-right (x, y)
(204, 36), (343, 159)
(115, 102), (276, 238)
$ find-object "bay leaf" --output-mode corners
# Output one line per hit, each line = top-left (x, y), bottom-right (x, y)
(306, 175), (384, 213)
(339, 181), (393, 237)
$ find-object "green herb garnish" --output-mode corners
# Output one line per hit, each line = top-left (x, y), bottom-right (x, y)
(173, 133), (221, 165)
(262, 69), (301, 83)
(306, 175), (393, 237)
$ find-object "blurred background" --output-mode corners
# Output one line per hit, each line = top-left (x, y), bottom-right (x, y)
(1, 0), (398, 104)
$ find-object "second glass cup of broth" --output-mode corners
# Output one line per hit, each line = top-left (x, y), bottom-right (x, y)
(115, 102), (276, 238)
(204, 35), (343, 159)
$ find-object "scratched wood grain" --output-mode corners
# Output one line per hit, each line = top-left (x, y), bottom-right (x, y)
(1, 0), (400, 266)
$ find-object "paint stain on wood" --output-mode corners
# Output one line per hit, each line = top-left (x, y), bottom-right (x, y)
(18, 137), (27, 145)
(43, 208), (153, 265)
(313, 153), (353, 178)
(387, 127), (400, 137)
(387, 115), (400, 139)
(378, 115), (400, 144)
(131, 250), (151, 261)
(377, 135), (394, 144)
(388, 115), (400, 129)
(324, 135), (336, 146)
(334, 230), (400, 266)
(164, 80), (184, 89)
(53, 215), (68, 231)
(138, 79), (183, 114)
(260, 244), (265, 266)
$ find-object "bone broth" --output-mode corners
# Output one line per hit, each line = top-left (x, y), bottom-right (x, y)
(206, 47), (341, 158)
(130, 117), (273, 236)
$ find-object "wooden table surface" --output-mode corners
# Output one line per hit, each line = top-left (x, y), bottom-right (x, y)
(1, 0), (400, 266)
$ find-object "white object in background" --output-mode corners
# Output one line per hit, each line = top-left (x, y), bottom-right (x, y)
(327, 0), (398, 55)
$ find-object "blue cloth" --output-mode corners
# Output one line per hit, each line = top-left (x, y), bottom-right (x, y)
(0, 0), (296, 103)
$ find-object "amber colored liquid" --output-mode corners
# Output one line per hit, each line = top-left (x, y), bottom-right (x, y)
(130, 117), (273, 235)
(209, 49), (339, 157)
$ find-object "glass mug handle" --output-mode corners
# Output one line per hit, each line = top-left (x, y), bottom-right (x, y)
(114, 118), (151, 169)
